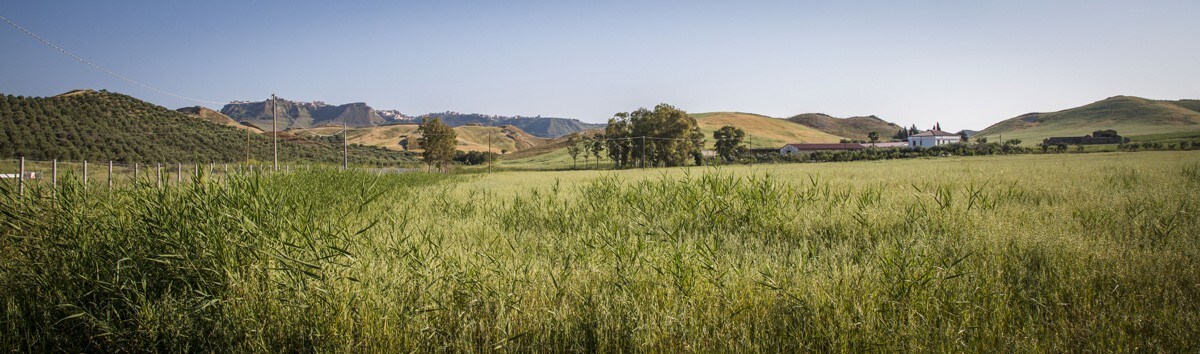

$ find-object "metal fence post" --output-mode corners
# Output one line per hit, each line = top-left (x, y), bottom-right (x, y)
(133, 163), (138, 185)
(52, 159), (58, 192)
(157, 163), (162, 189)
(107, 161), (113, 190)
(18, 156), (25, 196)
(83, 160), (88, 187)
(177, 162), (182, 184)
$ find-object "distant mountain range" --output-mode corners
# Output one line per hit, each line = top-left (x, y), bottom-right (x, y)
(414, 112), (605, 138)
(219, 98), (603, 138)
(977, 96), (1200, 143)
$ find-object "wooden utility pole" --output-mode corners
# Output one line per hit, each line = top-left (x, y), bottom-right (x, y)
(272, 93), (278, 172)
(245, 128), (251, 163)
(343, 123), (348, 170)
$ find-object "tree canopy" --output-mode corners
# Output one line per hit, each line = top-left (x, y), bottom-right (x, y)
(604, 104), (703, 168)
(713, 125), (746, 162)
(417, 118), (457, 172)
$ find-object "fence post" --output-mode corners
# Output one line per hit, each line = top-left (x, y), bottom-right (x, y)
(83, 160), (88, 187)
(133, 163), (139, 186)
(18, 156), (25, 196)
(194, 163), (200, 184)
(157, 163), (162, 189)
(177, 162), (182, 184)
(52, 159), (58, 192)
(108, 161), (113, 190)
(208, 163), (214, 182)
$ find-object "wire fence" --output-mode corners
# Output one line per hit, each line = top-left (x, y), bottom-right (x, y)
(0, 157), (418, 196)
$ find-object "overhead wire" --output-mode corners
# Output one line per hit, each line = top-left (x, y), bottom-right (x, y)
(0, 14), (228, 105)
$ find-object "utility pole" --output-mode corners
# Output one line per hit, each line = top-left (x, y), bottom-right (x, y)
(342, 123), (348, 170)
(272, 93), (278, 172)
(488, 132), (493, 173)
(245, 128), (250, 164)
(641, 136), (646, 169)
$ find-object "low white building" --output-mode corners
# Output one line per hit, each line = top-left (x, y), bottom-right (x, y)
(907, 130), (961, 147)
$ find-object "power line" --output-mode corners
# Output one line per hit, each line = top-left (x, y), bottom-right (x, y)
(0, 14), (227, 105)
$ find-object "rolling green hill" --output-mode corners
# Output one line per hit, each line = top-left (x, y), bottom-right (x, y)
(693, 112), (844, 148)
(0, 90), (415, 165)
(977, 96), (1200, 144)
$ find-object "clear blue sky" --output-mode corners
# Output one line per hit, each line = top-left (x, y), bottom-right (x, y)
(2, 0), (1198, 131)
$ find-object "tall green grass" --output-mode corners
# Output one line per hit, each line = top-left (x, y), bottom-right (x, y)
(2, 153), (1199, 351)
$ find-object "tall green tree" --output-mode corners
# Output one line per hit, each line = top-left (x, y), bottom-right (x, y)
(604, 114), (633, 168)
(713, 125), (746, 162)
(868, 131), (880, 146)
(417, 118), (456, 172)
(589, 136), (605, 167)
(624, 103), (702, 167)
(565, 133), (582, 169)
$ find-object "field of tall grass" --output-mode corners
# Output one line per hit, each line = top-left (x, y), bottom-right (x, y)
(2, 151), (1199, 351)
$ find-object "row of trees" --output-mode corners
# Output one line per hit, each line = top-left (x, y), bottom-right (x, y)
(565, 136), (605, 168)
(601, 104), (706, 168)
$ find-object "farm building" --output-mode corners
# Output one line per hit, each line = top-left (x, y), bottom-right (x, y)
(907, 130), (961, 147)
(779, 143), (867, 154)
(867, 142), (909, 148)
(1043, 130), (1126, 146)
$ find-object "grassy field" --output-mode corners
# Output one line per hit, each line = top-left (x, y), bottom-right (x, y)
(3, 151), (1199, 351)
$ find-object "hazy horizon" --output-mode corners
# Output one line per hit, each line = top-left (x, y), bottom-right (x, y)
(2, 0), (1198, 131)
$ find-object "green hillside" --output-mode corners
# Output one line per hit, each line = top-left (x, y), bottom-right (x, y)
(977, 96), (1200, 144)
(693, 112), (844, 148)
(786, 113), (904, 140)
(0, 90), (416, 165)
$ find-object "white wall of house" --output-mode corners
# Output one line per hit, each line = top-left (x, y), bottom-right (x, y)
(907, 135), (960, 147)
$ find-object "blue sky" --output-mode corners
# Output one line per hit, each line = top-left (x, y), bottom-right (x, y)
(2, 1), (1198, 131)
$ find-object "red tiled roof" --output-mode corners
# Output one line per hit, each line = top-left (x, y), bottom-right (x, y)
(911, 130), (960, 137)
(783, 143), (867, 150)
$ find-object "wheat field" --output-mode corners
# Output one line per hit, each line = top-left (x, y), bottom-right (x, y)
(2, 151), (1199, 351)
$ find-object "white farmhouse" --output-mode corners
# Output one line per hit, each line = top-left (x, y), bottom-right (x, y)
(907, 130), (961, 147)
